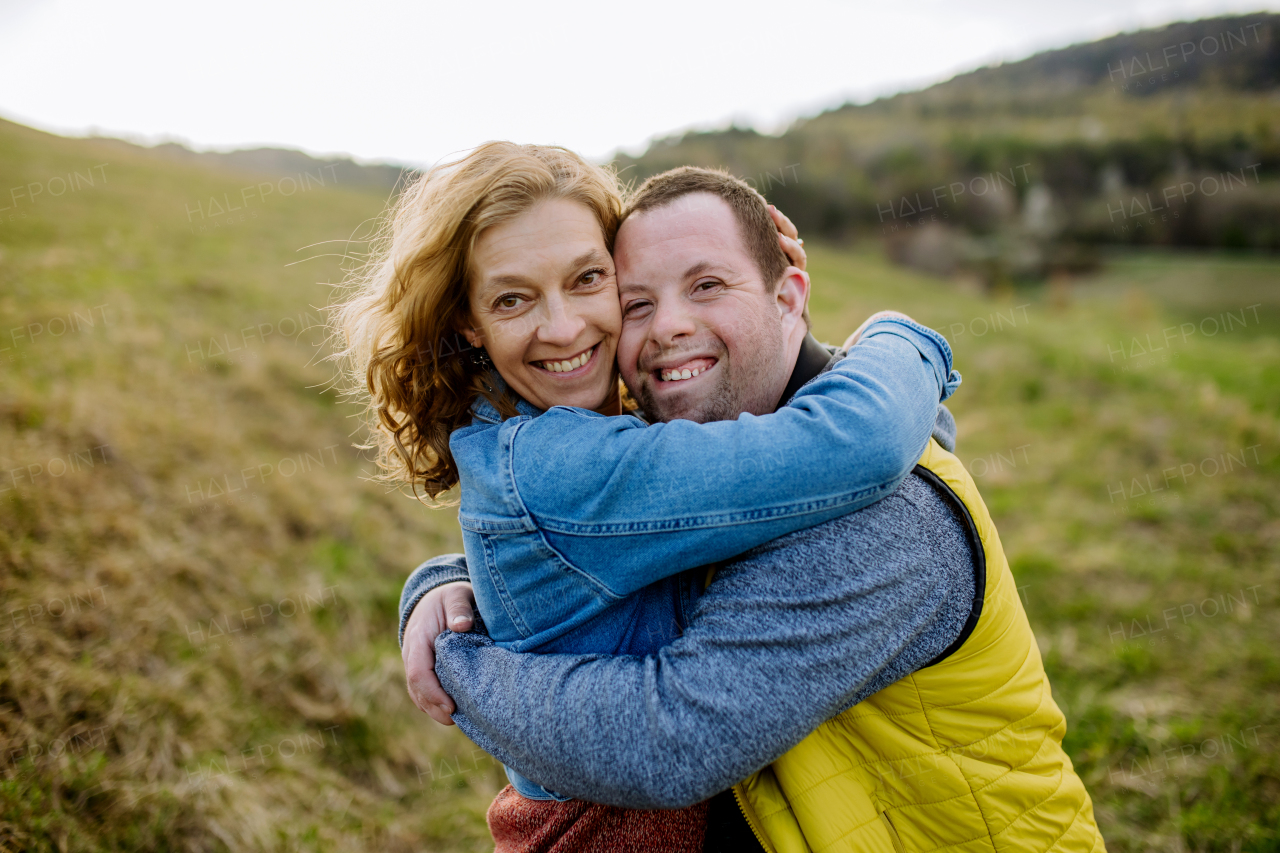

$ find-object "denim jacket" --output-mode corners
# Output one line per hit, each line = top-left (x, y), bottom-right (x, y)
(450, 317), (958, 654)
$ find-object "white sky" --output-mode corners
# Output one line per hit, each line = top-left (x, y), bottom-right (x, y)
(0, 0), (1275, 167)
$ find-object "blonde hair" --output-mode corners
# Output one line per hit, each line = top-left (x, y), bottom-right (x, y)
(330, 142), (623, 501)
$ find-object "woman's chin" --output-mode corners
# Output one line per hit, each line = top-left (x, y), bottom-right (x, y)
(525, 372), (617, 413)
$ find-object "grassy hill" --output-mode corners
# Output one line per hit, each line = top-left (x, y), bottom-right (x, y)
(0, 117), (505, 851)
(1, 116), (1278, 852)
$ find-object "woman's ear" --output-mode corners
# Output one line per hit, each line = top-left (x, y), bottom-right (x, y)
(461, 327), (483, 349)
(457, 312), (483, 349)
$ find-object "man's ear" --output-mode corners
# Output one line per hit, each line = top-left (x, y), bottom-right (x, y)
(775, 267), (810, 331)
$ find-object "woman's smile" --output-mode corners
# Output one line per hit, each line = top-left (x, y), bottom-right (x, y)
(532, 342), (600, 376)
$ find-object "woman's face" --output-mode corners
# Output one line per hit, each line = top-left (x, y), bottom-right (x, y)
(464, 198), (620, 414)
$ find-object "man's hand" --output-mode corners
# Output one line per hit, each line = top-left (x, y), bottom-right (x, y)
(769, 205), (806, 271)
(403, 581), (476, 725)
(843, 311), (918, 350)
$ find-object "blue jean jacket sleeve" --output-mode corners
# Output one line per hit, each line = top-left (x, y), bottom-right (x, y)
(397, 404), (957, 644)
(397, 554), (470, 648)
(505, 318), (960, 597)
(435, 473), (976, 809)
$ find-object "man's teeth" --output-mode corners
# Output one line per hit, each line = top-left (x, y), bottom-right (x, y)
(540, 346), (593, 373)
(660, 367), (703, 382)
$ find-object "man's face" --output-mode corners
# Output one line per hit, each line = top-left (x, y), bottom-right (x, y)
(614, 194), (795, 424)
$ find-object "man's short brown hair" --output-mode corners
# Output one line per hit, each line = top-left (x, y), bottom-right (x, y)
(622, 166), (790, 292)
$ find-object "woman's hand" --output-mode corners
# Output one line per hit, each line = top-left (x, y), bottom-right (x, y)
(403, 581), (477, 725)
(843, 311), (919, 350)
(769, 205), (806, 271)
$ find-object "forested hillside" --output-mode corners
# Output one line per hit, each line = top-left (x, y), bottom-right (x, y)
(614, 14), (1280, 283)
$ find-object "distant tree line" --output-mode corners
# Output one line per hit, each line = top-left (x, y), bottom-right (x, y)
(612, 14), (1280, 282)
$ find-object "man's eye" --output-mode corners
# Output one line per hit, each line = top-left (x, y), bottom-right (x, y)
(694, 280), (720, 292)
(624, 300), (652, 317)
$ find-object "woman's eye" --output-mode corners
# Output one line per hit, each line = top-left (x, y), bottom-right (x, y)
(579, 268), (608, 287)
(496, 295), (522, 310)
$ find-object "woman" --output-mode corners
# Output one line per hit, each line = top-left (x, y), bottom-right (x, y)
(334, 142), (954, 850)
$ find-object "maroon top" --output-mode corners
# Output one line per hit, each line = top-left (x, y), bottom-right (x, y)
(487, 784), (708, 852)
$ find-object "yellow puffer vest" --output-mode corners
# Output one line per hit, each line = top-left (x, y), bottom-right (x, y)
(731, 439), (1107, 853)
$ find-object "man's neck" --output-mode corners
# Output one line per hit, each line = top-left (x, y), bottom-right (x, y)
(774, 333), (831, 412)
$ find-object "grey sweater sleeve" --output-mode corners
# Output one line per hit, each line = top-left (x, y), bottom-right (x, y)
(397, 554), (470, 648)
(435, 474), (976, 809)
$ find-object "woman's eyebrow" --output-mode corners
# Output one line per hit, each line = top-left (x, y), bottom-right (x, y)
(478, 248), (612, 295)
(482, 272), (533, 290)
(562, 248), (610, 275)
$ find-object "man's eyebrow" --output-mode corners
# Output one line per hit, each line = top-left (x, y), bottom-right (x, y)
(620, 260), (738, 295)
(683, 260), (736, 280)
(618, 279), (653, 296)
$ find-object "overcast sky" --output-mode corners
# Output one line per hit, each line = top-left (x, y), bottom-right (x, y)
(0, 0), (1275, 167)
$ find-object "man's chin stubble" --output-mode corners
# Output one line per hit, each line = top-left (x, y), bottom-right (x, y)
(640, 373), (739, 425)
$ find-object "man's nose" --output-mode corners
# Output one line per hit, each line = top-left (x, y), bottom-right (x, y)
(648, 297), (697, 347)
(537, 293), (586, 347)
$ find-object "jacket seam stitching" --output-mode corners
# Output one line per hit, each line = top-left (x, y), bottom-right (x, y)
(530, 525), (623, 601)
(825, 707), (1043, 796)
(913, 671), (999, 852)
(810, 812), (895, 852)
(477, 533), (532, 638)
(531, 485), (891, 535)
(988, 766), (1078, 844)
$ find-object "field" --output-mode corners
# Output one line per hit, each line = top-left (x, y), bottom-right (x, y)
(1, 118), (1277, 851)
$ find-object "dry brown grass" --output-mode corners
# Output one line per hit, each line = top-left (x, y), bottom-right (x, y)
(0, 119), (504, 852)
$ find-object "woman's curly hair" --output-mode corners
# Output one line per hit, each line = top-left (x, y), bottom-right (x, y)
(329, 142), (622, 502)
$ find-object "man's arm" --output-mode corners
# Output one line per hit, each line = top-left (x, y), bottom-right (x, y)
(434, 476), (977, 809)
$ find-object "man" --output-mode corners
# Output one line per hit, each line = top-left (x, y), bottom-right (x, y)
(401, 168), (1106, 852)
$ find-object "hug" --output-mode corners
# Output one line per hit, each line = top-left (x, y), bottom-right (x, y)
(334, 142), (1107, 852)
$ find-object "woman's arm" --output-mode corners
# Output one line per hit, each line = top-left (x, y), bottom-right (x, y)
(397, 555), (470, 647)
(498, 317), (960, 596)
(399, 556), (477, 725)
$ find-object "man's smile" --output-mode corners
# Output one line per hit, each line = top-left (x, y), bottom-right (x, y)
(651, 356), (719, 385)
(656, 357), (718, 384)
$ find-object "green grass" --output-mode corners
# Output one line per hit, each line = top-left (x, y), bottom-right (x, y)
(1, 117), (1278, 851)
(805, 244), (1280, 852)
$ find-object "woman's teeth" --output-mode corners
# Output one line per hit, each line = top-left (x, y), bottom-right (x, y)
(660, 367), (703, 382)
(539, 346), (594, 373)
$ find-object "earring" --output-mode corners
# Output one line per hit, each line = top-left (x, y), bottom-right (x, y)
(470, 346), (493, 369)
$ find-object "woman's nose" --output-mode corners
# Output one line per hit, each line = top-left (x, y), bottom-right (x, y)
(538, 296), (586, 346)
